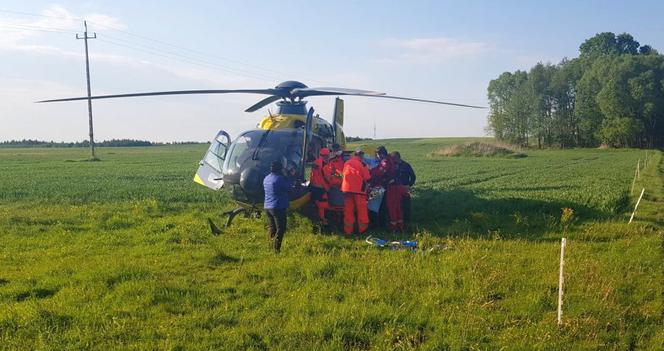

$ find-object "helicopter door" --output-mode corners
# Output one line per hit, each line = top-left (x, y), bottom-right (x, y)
(299, 107), (315, 181)
(333, 98), (345, 146)
(194, 130), (231, 190)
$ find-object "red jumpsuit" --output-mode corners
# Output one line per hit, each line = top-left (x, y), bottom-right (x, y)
(341, 156), (371, 234)
(372, 156), (405, 231)
(325, 156), (345, 188)
(310, 157), (329, 224)
(323, 155), (345, 208)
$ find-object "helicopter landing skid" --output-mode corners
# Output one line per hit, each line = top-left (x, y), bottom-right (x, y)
(207, 208), (261, 235)
(224, 208), (247, 227)
(207, 218), (223, 236)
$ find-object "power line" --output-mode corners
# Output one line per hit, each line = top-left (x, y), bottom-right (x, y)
(0, 23), (77, 34)
(0, 7), (333, 85)
(87, 20), (330, 85)
(98, 33), (283, 82)
(95, 37), (276, 83)
(0, 9), (82, 20)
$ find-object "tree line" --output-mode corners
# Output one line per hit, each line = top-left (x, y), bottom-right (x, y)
(0, 139), (204, 148)
(487, 32), (664, 148)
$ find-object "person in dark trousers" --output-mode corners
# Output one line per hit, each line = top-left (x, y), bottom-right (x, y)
(263, 161), (290, 253)
(391, 151), (416, 225)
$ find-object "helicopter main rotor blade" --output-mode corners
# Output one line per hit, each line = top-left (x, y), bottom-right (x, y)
(293, 87), (486, 109)
(36, 81), (486, 110)
(362, 94), (486, 109)
(245, 95), (282, 112)
(292, 87), (385, 97)
(36, 89), (281, 103)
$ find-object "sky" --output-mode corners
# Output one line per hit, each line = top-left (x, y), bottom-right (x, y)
(1, 1), (663, 142)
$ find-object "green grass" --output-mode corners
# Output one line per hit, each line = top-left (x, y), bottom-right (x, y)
(0, 140), (661, 350)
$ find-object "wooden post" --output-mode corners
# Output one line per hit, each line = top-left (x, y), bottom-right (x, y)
(636, 159), (640, 180)
(557, 238), (566, 326)
(629, 188), (645, 224)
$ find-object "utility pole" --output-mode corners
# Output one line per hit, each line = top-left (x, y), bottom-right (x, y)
(77, 21), (98, 160)
(373, 120), (376, 139)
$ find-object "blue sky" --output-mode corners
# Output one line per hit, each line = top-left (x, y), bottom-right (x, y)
(1, 1), (662, 142)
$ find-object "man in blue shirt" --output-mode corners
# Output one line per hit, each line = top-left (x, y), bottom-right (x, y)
(263, 161), (290, 253)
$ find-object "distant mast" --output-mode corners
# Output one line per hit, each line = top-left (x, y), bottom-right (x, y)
(373, 120), (376, 139)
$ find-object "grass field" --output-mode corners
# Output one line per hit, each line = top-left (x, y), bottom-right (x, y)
(0, 139), (662, 350)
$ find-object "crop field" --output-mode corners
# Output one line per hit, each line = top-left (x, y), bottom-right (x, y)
(0, 139), (662, 350)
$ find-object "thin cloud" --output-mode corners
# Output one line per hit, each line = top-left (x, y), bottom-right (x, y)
(379, 37), (489, 63)
(0, 4), (126, 53)
(0, 5), (266, 88)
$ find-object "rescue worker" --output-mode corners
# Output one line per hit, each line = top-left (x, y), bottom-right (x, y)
(323, 143), (345, 207)
(263, 161), (290, 253)
(310, 148), (330, 224)
(370, 146), (396, 187)
(327, 143), (345, 183)
(341, 149), (371, 235)
(372, 146), (405, 231)
(392, 151), (416, 225)
(392, 152), (416, 190)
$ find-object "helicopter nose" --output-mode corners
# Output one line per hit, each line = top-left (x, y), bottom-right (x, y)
(239, 167), (265, 203)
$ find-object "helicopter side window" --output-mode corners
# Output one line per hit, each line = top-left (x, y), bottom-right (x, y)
(282, 137), (302, 178)
(223, 132), (259, 174)
(252, 130), (304, 180)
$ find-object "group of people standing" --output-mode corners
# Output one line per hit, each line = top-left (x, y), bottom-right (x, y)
(310, 144), (416, 235)
(262, 143), (415, 253)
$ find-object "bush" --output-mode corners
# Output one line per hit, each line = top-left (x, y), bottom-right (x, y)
(431, 142), (527, 158)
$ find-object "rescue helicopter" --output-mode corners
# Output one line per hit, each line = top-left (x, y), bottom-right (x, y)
(38, 80), (484, 230)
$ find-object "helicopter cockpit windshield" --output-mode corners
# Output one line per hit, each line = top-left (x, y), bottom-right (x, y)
(223, 129), (304, 179)
(210, 128), (310, 205)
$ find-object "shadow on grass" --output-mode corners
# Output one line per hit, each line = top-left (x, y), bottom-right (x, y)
(15, 288), (59, 302)
(288, 187), (613, 242)
(209, 251), (242, 266)
(410, 187), (611, 240)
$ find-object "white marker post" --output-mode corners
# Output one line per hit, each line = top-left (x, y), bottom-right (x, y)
(557, 237), (566, 326)
(629, 188), (645, 224)
(636, 159), (641, 180)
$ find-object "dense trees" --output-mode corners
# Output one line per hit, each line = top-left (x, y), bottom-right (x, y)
(488, 32), (664, 148)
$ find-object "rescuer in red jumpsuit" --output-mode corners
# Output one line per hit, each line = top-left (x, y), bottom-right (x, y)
(372, 146), (406, 231)
(325, 144), (345, 188)
(341, 149), (371, 235)
(310, 148), (330, 224)
(323, 143), (345, 208)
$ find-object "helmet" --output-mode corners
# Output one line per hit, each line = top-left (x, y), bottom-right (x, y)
(319, 148), (330, 156)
